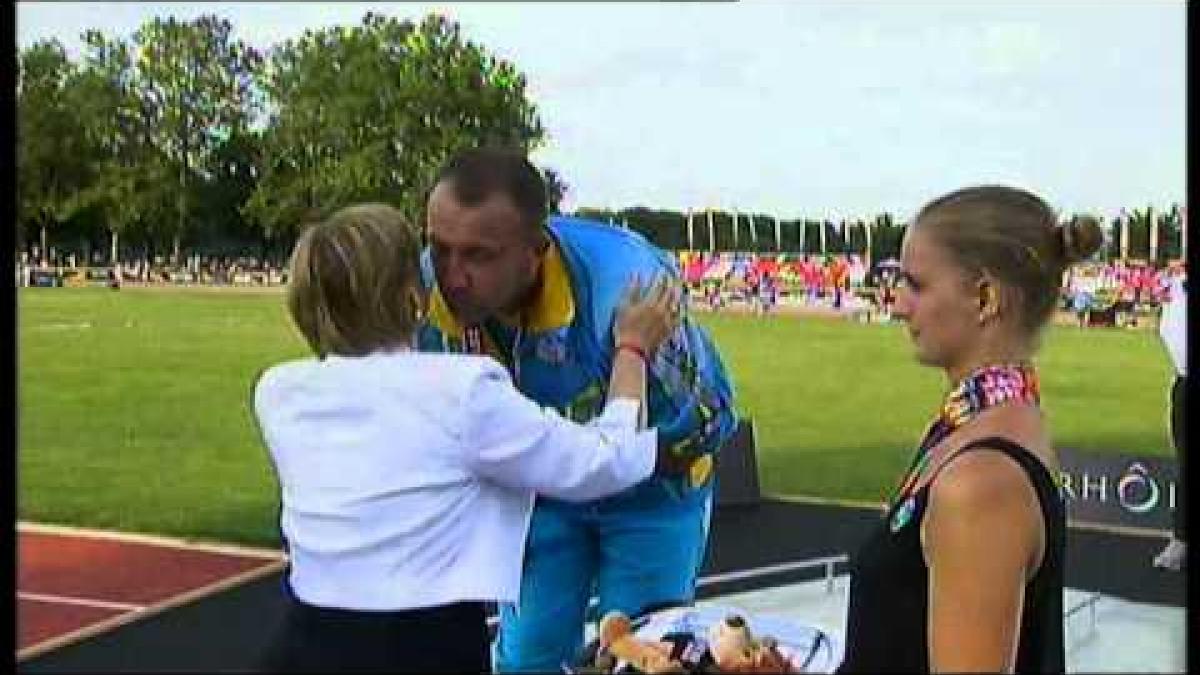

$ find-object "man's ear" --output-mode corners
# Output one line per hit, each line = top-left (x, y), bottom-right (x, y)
(534, 228), (550, 255)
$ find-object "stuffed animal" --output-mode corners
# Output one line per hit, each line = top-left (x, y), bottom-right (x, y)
(598, 611), (686, 674)
(707, 614), (793, 673)
(593, 611), (795, 674)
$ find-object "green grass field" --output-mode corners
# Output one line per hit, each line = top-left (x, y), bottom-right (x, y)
(18, 287), (1175, 548)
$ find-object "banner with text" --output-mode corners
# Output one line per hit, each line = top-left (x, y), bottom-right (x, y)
(1057, 448), (1178, 531)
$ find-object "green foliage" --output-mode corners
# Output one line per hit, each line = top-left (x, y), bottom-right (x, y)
(570, 207), (912, 261)
(68, 31), (175, 256)
(243, 12), (546, 240)
(17, 40), (92, 249)
(131, 15), (264, 257)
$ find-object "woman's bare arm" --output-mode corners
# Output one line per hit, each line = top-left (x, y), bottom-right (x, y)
(922, 449), (1044, 673)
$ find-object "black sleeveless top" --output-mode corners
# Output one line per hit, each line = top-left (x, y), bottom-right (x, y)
(839, 437), (1066, 673)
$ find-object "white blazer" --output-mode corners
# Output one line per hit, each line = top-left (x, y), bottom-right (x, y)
(254, 350), (656, 611)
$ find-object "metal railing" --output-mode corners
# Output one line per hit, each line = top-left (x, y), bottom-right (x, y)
(1064, 591), (1103, 645)
(485, 553), (850, 628)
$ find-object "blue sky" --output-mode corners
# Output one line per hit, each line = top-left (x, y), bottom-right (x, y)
(17, 1), (1186, 220)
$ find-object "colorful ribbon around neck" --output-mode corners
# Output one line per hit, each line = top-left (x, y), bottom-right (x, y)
(888, 363), (1040, 531)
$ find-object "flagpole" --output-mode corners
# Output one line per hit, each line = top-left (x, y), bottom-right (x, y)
(748, 212), (758, 249)
(686, 208), (695, 251)
(731, 208), (739, 251)
(707, 208), (716, 252)
(1149, 205), (1158, 264)
(774, 216), (782, 252)
(1120, 213), (1129, 262)
(864, 219), (872, 271)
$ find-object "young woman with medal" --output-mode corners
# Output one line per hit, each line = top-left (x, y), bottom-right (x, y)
(839, 187), (1104, 673)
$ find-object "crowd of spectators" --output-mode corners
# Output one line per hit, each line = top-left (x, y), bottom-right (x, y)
(16, 246), (1185, 331)
(15, 249), (287, 289)
(677, 251), (894, 319)
(674, 250), (1185, 328)
(1060, 260), (1185, 328)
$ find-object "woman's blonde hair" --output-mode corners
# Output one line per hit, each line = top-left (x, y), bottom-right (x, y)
(286, 203), (422, 358)
(914, 186), (1105, 333)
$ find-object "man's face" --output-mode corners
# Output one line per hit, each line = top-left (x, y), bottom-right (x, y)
(426, 181), (542, 326)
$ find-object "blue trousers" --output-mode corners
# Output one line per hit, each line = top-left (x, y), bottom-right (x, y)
(494, 484), (712, 672)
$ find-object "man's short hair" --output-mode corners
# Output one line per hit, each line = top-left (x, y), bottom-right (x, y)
(286, 203), (421, 358)
(434, 147), (548, 230)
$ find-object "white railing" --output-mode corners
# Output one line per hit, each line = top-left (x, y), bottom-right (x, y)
(1064, 591), (1103, 647)
(485, 553), (850, 628)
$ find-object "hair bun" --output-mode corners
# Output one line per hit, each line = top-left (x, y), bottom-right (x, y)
(1060, 215), (1105, 264)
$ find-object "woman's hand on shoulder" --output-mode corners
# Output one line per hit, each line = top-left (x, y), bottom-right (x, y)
(614, 275), (683, 357)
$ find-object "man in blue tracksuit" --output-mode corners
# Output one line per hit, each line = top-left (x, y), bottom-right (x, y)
(417, 148), (737, 672)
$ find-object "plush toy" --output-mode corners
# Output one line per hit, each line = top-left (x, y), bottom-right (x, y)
(598, 611), (686, 674)
(594, 611), (795, 674)
(707, 614), (793, 673)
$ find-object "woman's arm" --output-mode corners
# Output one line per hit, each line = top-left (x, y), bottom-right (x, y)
(460, 278), (681, 502)
(606, 275), (681, 427)
(460, 362), (656, 502)
(921, 450), (1044, 673)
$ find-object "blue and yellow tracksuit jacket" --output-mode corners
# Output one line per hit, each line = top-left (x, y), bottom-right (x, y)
(416, 216), (737, 503)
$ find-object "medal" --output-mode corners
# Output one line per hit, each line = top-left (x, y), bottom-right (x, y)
(886, 363), (1041, 532)
(535, 332), (568, 364)
(890, 496), (917, 532)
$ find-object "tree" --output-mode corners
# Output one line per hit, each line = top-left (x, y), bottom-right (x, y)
(869, 212), (904, 264)
(244, 12), (545, 242)
(192, 128), (270, 259)
(543, 167), (569, 216)
(66, 30), (176, 265)
(132, 15), (263, 262)
(17, 40), (91, 261)
(1125, 206), (1152, 261)
(1158, 203), (1183, 262)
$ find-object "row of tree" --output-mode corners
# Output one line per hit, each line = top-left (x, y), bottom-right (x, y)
(18, 12), (553, 265)
(582, 205), (1186, 264)
(17, 12), (1185, 267)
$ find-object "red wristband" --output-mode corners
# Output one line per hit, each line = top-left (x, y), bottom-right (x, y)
(616, 342), (648, 362)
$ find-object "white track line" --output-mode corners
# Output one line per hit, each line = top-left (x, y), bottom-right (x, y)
(17, 521), (286, 560)
(18, 592), (144, 612)
(18, 558), (286, 662)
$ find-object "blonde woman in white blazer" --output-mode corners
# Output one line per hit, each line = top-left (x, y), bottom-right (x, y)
(254, 203), (683, 673)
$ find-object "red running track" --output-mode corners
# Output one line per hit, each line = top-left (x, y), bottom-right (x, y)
(17, 524), (284, 661)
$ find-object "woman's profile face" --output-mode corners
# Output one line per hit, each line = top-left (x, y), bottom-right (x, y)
(892, 225), (981, 370)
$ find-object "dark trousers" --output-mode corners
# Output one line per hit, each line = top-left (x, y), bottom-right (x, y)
(1170, 375), (1186, 540)
(262, 584), (490, 673)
